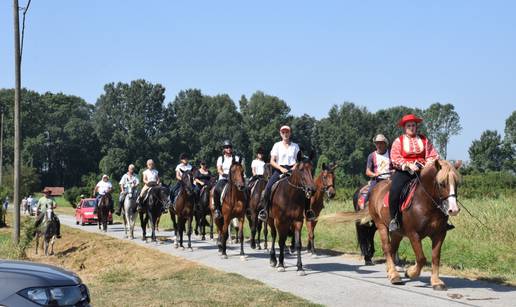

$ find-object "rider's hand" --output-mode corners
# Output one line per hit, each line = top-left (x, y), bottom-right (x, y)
(408, 163), (419, 172)
(280, 167), (288, 174)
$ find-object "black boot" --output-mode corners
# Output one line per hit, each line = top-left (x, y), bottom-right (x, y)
(258, 190), (269, 222)
(116, 202), (122, 216)
(389, 199), (400, 233)
(56, 218), (61, 238)
(305, 202), (316, 221)
(214, 197), (222, 219)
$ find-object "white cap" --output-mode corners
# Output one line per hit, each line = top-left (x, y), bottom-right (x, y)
(102, 174), (109, 179)
(280, 125), (291, 132)
(373, 134), (388, 145)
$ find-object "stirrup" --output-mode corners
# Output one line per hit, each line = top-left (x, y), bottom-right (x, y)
(388, 219), (400, 232)
(258, 209), (267, 222)
(214, 209), (222, 219)
(305, 209), (316, 221)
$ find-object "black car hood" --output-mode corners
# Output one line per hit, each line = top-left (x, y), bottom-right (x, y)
(0, 260), (81, 289)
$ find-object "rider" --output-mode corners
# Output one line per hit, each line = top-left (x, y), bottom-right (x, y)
(248, 146), (266, 191)
(389, 114), (439, 232)
(171, 153), (193, 209)
(136, 159), (160, 211)
(212, 140), (241, 219)
(365, 134), (392, 190)
(94, 175), (114, 214)
(193, 160), (212, 198)
(34, 188), (61, 238)
(116, 164), (140, 216)
(258, 125), (316, 222)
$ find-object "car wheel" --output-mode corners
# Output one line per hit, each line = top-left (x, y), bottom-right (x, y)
(81, 217), (85, 226)
(76, 219), (79, 225)
(109, 220), (113, 225)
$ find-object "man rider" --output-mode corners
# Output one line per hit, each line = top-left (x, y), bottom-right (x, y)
(362, 134), (393, 204)
(34, 188), (61, 238)
(171, 153), (193, 209)
(94, 175), (113, 214)
(258, 125), (316, 222)
(117, 164), (140, 216)
(136, 159), (160, 211)
(212, 140), (241, 219)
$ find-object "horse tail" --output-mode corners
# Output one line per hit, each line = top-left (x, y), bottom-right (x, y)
(319, 210), (371, 224)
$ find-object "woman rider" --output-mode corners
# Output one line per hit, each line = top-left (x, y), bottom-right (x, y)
(389, 114), (439, 232)
(171, 153), (193, 208)
(213, 140), (241, 219)
(258, 125), (316, 222)
(193, 160), (212, 199)
(248, 146), (266, 191)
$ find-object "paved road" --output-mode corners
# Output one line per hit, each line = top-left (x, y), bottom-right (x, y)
(59, 214), (514, 307)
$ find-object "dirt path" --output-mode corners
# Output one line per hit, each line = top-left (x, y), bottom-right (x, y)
(59, 214), (515, 307)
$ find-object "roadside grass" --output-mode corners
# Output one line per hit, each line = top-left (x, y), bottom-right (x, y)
(25, 225), (317, 307)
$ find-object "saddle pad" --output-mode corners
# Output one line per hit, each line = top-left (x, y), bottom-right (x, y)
(383, 180), (418, 212)
(220, 183), (229, 204)
(271, 177), (289, 198)
(357, 184), (371, 210)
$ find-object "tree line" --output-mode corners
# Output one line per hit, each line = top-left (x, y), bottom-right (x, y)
(0, 79), (514, 194)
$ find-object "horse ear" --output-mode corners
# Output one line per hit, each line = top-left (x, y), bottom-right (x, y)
(308, 151), (315, 162)
(434, 159), (442, 171)
(322, 163), (327, 171)
(296, 151), (303, 163)
(454, 160), (462, 169)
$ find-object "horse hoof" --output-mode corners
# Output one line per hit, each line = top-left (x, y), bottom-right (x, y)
(297, 270), (306, 276)
(391, 276), (403, 285)
(277, 267), (286, 272)
(432, 284), (447, 291)
(222, 254), (228, 259)
(240, 255), (247, 261)
(182, 246), (185, 250)
(174, 244), (179, 249)
(189, 247), (193, 252)
(310, 253), (318, 258)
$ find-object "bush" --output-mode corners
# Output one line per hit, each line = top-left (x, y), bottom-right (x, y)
(460, 171), (516, 199)
(63, 186), (91, 208)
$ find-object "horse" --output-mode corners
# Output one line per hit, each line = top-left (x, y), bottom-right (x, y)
(306, 162), (336, 255)
(171, 170), (196, 249)
(268, 152), (316, 275)
(368, 160), (462, 290)
(352, 186), (377, 265)
(97, 194), (111, 232)
(122, 187), (138, 239)
(194, 177), (216, 240)
(34, 208), (58, 256)
(140, 184), (171, 242)
(247, 163), (273, 250)
(212, 157), (247, 260)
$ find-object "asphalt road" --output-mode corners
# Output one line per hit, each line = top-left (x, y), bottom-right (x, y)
(58, 214), (515, 307)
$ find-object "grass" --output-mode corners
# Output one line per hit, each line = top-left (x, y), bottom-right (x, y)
(52, 193), (516, 285)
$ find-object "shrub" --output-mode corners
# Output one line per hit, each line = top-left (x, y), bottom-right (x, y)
(63, 186), (91, 208)
(459, 171), (516, 199)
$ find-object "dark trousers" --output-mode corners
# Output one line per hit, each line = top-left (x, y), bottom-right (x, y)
(388, 170), (415, 220)
(213, 179), (228, 210)
(263, 165), (292, 210)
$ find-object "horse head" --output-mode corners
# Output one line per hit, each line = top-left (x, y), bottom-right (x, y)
(156, 183), (171, 208)
(180, 169), (195, 196)
(293, 151), (316, 199)
(321, 162), (337, 199)
(229, 156), (246, 191)
(424, 159), (462, 216)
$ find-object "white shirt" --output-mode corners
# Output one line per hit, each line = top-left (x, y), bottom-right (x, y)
(175, 163), (192, 173)
(251, 159), (265, 176)
(96, 180), (112, 195)
(143, 169), (159, 183)
(119, 173), (139, 191)
(374, 151), (392, 180)
(217, 155), (234, 180)
(270, 141), (300, 166)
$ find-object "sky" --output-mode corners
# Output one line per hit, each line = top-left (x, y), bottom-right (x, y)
(0, 0), (515, 161)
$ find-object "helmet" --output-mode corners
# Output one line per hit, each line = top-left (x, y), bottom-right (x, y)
(256, 146), (265, 155)
(223, 140), (232, 148)
(179, 152), (189, 160)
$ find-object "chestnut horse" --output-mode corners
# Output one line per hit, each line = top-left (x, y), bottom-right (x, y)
(306, 162), (336, 255)
(368, 160), (461, 290)
(268, 153), (315, 275)
(171, 170), (196, 249)
(212, 157), (247, 259)
(247, 163), (273, 250)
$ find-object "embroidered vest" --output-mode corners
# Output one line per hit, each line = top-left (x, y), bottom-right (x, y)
(399, 134), (427, 162)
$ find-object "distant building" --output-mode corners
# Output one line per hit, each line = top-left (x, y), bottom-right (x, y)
(43, 187), (65, 196)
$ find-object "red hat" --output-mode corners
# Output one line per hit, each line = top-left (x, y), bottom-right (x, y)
(398, 114), (423, 127)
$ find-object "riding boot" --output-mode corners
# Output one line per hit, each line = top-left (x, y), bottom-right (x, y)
(213, 194), (222, 220)
(258, 190), (269, 222)
(388, 200), (400, 233)
(304, 202), (316, 221)
(55, 217), (61, 238)
(116, 200), (123, 216)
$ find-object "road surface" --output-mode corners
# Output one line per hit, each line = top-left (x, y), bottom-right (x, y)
(58, 214), (515, 307)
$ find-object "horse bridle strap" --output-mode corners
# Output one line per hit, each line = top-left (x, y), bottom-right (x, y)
(415, 174), (453, 216)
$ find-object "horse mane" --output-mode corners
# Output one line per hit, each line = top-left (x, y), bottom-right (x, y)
(435, 160), (462, 185)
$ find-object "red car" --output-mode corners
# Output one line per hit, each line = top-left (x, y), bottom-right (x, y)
(75, 198), (113, 226)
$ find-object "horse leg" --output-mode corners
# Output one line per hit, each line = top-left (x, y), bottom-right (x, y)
(179, 218), (185, 248)
(221, 219), (230, 258)
(35, 234), (39, 255)
(50, 236), (55, 255)
(378, 225), (402, 284)
(295, 221), (304, 275)
(263, 219), (269, 251)
(277, 230), (287, 272)
(187, 216), (193, 250)
(269, 220), (277, 267)
(239, 217), (245, 259)
(140, 211), (146, 241)
(209, 212), (214, 240)
(307, 220), (317, 255)
(249, 212), (256, 249)
(405, 233), (427, 280)
(44, 238), (49, 256)
(123, 211), (128, 238)
(256, 220), (263, 250)
(430, 231), (447, 290)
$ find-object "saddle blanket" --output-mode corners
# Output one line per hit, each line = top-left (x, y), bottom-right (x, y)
(383, 179), (418, 212)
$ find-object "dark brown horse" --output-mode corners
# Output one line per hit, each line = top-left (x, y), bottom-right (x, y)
(247, 163), (273, 250)
(140, 184), (171, 242)
(352, 186), (377, 265)
(368, 160), (461, 290)
(97, 194), (111, 232)
(171, 170), (195, 249)
(268, 153), (315, 275)
(212, 157), (247, 259)
(306, 163), (336, 255)
(195, 176), (216, 240)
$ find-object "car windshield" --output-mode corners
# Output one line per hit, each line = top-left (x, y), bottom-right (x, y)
(82, 200), (96, 208)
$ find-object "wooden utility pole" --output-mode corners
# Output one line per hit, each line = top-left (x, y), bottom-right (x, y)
(12, 0), (21, 243)
(0, 111), (4, 187)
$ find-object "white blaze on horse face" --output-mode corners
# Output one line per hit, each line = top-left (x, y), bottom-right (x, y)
(447, 175), (460, 216)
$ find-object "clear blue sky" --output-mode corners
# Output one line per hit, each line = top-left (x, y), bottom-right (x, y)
(1, 1), (515, 161)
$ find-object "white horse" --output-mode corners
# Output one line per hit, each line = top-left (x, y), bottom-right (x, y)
(35, 208), (57, 256)
(122, 187), (138, 239)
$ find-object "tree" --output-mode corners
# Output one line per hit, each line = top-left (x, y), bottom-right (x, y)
(503, 111), (516, 171)
(290, 114), (318, 154)
(469, 130), (506, 172)
(373, 106), (425, 146)
(424, 103), (462, 159)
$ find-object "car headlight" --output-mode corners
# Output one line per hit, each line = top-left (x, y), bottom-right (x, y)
(18, 284), (90, 306)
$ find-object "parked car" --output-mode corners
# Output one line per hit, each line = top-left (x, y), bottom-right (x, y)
(0, 260), (91, 306)
(75, 198), (113, 226)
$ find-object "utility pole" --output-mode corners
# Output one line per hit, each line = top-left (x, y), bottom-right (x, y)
(0, 111), (4, 187)
(12, 0), (21, 243)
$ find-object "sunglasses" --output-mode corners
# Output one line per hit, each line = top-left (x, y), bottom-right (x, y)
(223, 146), (232, 149)
(405, 124), (417, 128)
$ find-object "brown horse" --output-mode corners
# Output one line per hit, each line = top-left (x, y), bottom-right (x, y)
(268, 153), (315, 275)
(171, 170), (195, 250)
(368, 160), (461, 290)
(306, 162), (336, 255)
(212, 157), (247, 259)
(247, 163), (273, 250)
(97, 194), (111, 232)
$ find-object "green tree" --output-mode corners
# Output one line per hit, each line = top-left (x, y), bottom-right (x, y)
(373, 106), (425, 145)
(424, 103), (462, 159)
(469, 130), (506, 171)
(503, 111), (516, 171)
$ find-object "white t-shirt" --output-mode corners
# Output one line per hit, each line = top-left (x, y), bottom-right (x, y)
(251, 159), (265, 176)
(270, 141), (300, 166)
(96, 180), (112, 195)
(143, 169), (159, 183)
(175, 163), (192, 173)
(119, 173), (139, 191)
(217, 155), (234, 180)
(375, 151), (392, 180)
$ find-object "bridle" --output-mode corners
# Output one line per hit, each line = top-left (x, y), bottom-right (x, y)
(321, 171), (335, 199)
(229, 164), (246, 192)
(415, 172), (457, 216)
(287, 163), (314, 199)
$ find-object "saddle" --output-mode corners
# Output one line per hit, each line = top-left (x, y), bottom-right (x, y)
(270, 176), (289, 200)
(357, 184), (371, 210)
(142, 186), (158, 204)
(383, 178), (419, 212)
